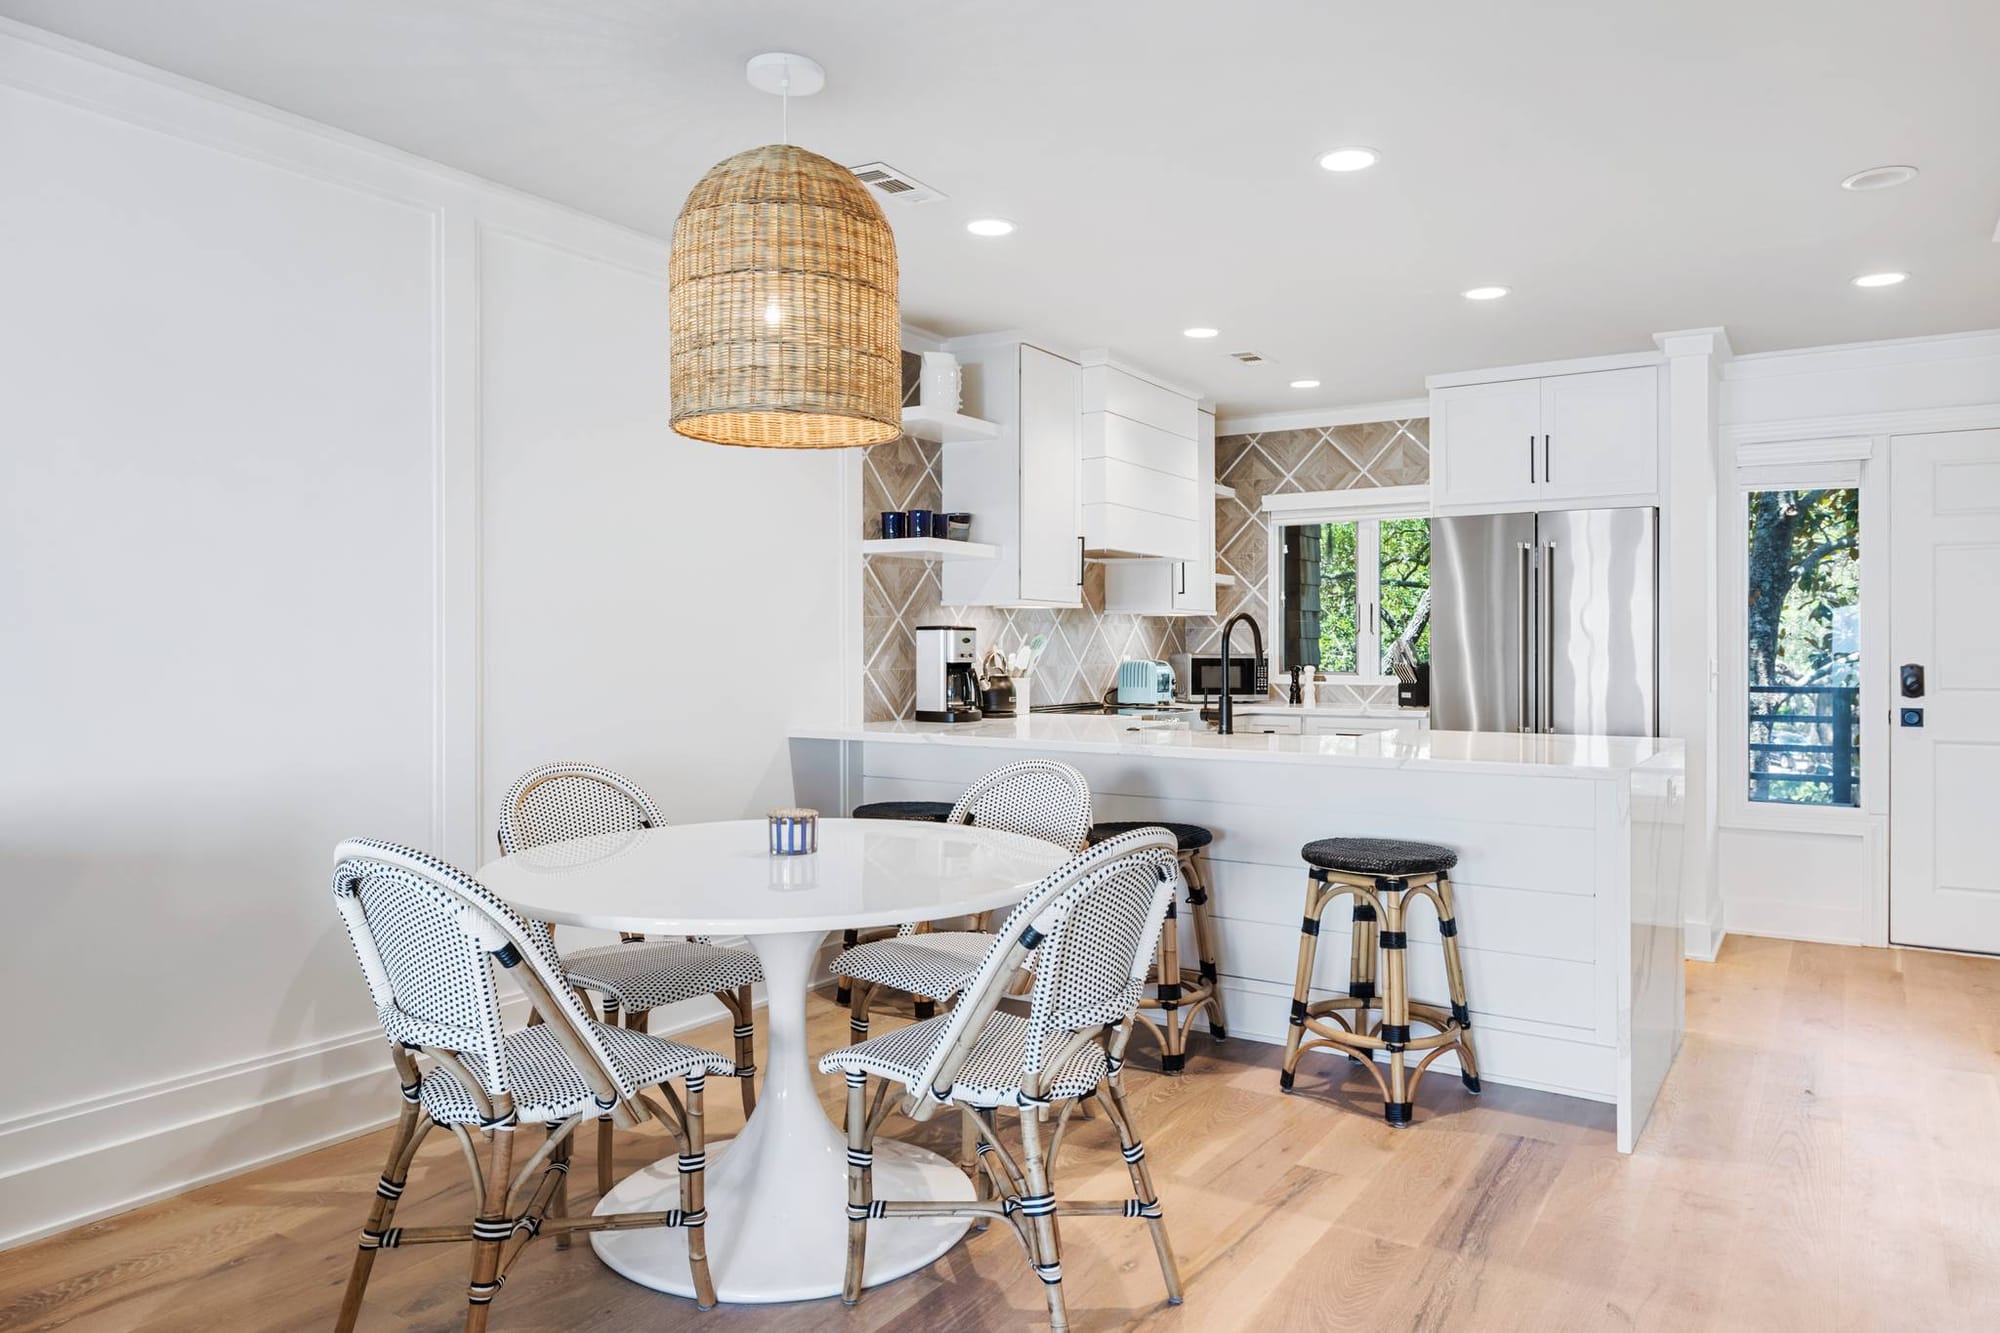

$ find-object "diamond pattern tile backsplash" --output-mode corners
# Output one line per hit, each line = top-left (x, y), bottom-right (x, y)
(859, 408), (1427, 721)
(1184, 417), (1429, 657)
(860, 432), (1183, 722)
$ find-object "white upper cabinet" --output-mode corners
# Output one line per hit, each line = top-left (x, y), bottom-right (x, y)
(1078, 359), (1203, 559)
(1429, 361), (1661, 514)
(1103, 407), (1219, 616)
(941, 342), (1084, 608)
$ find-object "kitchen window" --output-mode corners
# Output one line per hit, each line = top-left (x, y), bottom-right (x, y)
(1270, 492), (1430, 678)
(1744, 486), (1861, 807)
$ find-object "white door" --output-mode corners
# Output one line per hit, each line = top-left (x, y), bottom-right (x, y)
(1890, 428), (2000, 953)
(1016, 344), (1083, 605)
(1431, 378), (1541, 510)
(1537, 366), (1660, 504)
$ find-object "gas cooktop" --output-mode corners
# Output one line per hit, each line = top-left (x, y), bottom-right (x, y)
(1030, 701), (1199, 717)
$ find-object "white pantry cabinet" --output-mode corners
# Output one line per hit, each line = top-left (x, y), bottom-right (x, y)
(1102, 407), (1219, 615)
(941, 342), (1084, 607)
(1429, 362), (1660, 514)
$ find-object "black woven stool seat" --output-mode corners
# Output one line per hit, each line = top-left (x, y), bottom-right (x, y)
(1089, 819), (1214, 852)
(1301, 836), (1457, 877)
(851, 800), (953, 823)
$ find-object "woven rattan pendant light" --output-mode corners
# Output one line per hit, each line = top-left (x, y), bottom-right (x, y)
(669, 54), (901, 449)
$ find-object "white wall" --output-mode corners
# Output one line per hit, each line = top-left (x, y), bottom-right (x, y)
(0, 22), (845, 1247)
(1717, 329), (2000, 946)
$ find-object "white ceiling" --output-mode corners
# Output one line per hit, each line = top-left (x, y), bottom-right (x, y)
(6, 0), (1997, 415)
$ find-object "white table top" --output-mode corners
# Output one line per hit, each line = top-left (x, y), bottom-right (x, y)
(477, 817), (1071, 937)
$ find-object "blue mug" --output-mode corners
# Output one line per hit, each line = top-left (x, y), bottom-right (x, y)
(880, 511), (907, 540)
(908, 508), (934, 538)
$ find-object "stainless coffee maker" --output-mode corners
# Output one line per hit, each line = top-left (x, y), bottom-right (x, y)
(914, 625), (983, 723)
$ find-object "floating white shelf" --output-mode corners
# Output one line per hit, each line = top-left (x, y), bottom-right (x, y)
(1214, 572), (1236, 587)
(860, 537), (998, 561)
(1213, 482), (1238, 501)
(901, 406), (1000, 443)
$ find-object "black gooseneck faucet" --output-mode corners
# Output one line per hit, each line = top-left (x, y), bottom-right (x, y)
(1216, 612), (1265, 736)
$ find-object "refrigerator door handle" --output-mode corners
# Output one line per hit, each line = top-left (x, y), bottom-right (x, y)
(1541, 542), (1558, 733)
(1517, 542), (1534, 733)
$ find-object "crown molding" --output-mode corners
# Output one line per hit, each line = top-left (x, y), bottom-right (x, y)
(1216, 397), (1428, 436)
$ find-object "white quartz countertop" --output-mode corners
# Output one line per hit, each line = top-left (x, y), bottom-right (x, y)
(793, 716), (1682, 779)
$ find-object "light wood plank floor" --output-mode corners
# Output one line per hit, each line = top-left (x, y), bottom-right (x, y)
(5, 935), (2000, 1332)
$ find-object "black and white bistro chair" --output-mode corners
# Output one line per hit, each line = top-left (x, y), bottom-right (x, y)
(330, 839), (736, 1330)
(819, 826), (1186, 1332)
(497, 762), (762, 1192)
(832, 760), (1093, 1043)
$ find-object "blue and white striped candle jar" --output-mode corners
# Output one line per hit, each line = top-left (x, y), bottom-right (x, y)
(768, 807), (819, 856)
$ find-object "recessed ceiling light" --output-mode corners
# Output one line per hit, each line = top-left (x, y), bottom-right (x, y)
(965, 217), (1015, 237)
(1462, 285), (1510, 301)
(1290, 379), (1321, 389)
(1317, 147), (1379, 173)
(1183, 327), (1219, 339)
(1852, 271), (1908, 288)
(1841, 165), (1918, 192)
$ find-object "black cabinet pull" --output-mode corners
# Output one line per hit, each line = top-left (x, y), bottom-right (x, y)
(1543, 434), (1551, 484)
(1528, 434), (1535, 484)
(1076, 535), (1085, 587)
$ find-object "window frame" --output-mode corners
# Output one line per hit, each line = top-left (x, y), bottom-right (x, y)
(1263, 485), (1429, 681)
(1721, 441), (1883, 834)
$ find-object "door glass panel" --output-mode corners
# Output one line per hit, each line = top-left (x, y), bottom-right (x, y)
(1378, 516), (1431, 674)
(1745, 488), (1860, 806)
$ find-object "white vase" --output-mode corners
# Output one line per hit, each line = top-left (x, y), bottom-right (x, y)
(920, 352), (962, 413)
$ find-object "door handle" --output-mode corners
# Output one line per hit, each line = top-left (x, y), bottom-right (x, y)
(1517, 542), (1533, 733)
(1178, 562), (1187, 596)
(1528, 434), (1536, 485)
(1076, 536), (1085, 587)
(1900, 663), (1925, 698)
(1541, 542), (1557, 733)
(1543, 434), (1551, 485)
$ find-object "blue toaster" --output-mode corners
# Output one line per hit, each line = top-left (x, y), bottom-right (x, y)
(1116, 659), (1178, 705)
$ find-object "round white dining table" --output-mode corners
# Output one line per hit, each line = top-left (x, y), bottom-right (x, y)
(477, 816), (1069, 1304)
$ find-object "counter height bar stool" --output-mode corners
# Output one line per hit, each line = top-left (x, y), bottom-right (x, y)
(330, 839), (736, 1330)
(1278, 837), (1480, 1126)
(819, 827), (1186, 1332)
(833, 760), (1094, 1045)
(498, 763), (762, 1193)
(839, 800), (955, 1010)
(1087, 820), (1226, 1073)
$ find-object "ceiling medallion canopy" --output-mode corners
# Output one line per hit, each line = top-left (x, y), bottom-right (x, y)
(669, 53), (901, 449)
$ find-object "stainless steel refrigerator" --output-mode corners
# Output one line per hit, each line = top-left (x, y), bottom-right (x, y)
(1430, 507), (1658, 736)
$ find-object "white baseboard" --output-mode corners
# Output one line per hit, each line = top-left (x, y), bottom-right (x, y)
(1683, 915), (1727, 962)
(0, 946), (841, 1252)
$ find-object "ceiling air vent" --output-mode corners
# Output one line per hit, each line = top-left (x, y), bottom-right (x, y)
(849, 162), (946, 206)
(1229, 351), (1270, 364)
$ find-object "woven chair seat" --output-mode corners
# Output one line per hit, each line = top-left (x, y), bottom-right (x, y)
(563, 940), (763, 1012)
(819, 1011), (1109, 1109)
(833, 932), (993, 1002)
(1300, 836), (1458, 877)
(1089, 820), (1213, 851)
(851, 800), (954, 822)
(418, 1009), (734, 1128)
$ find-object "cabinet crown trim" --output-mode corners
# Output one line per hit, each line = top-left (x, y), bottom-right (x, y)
(1426, 350), (1663, 391)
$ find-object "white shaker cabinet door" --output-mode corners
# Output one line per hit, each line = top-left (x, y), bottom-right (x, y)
(1537, 366), (1659, 504)
(1431, 377), (1542, 512)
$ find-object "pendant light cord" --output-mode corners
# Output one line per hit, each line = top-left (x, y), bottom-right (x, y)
(781, 65), (790, 144)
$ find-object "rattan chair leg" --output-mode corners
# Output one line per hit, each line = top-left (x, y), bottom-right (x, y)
(722, 985), (759, 1117)
(848, 979), (875, 1044)
(682, 1075), (717, 1311)
(550, 1127), (573, 1250)
(334, 1101), (428, 1333)
(1183, 850), (1226, 1039)
(1154, 898), (1186, 1073)
(835, 927), (860, 1006)
(1381, 887), (1413, 1127)
(1099, 1081), (1184, 1304)
(841, 1073), (872, 1306)
(595, 1115), (615, 1198)
(1016, 1103), (1069, 1332)
(1434, 872), (1482, 1093)
(1280, 878), (1335, 1091)
(462, 1120), (518, 1333)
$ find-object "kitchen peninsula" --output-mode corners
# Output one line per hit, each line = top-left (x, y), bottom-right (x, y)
(791, 717), (1685, 1151)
